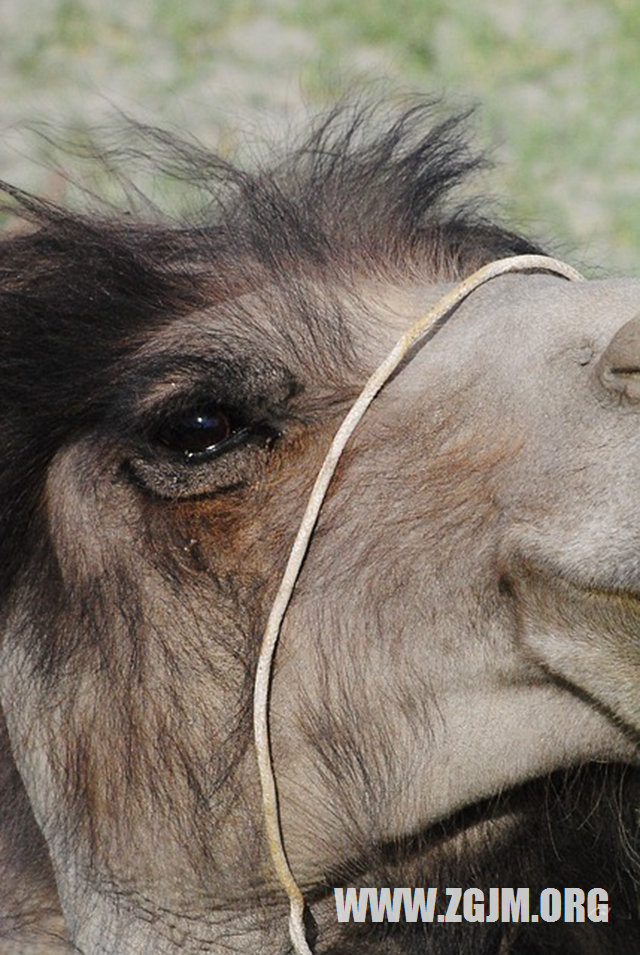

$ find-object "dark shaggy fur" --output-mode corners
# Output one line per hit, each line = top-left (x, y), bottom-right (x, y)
(0, 104), (542, 596)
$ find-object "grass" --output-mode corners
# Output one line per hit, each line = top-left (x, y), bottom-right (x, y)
(2, 0), (639, 272)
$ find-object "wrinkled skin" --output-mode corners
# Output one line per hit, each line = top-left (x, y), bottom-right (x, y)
(0, 263), (639, 954)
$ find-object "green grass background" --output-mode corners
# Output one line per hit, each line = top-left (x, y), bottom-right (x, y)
(2, 0), (639, 273)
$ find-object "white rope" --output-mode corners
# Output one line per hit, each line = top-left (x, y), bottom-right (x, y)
(252, 254), (584, 954)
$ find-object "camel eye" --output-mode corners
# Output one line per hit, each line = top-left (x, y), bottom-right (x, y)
(155, 407), (246, 460)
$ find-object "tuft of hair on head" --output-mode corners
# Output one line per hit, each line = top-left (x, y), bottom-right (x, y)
(0, 98), (547, 431)
(1, 97), (545, 280)
(0, 99), (545, 595)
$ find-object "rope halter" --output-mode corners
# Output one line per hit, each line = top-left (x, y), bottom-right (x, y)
(252, 254), (584, 954)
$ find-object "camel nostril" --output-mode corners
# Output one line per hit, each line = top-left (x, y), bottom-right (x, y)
(597, 315), (640, 400)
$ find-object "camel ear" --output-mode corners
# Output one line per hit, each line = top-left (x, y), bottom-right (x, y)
(597, 314), (640, 400)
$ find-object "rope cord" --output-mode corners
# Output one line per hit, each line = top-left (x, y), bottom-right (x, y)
(252, 254), (584, 954)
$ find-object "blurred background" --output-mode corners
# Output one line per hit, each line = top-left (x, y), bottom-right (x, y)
(1, 0), (639, 273)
